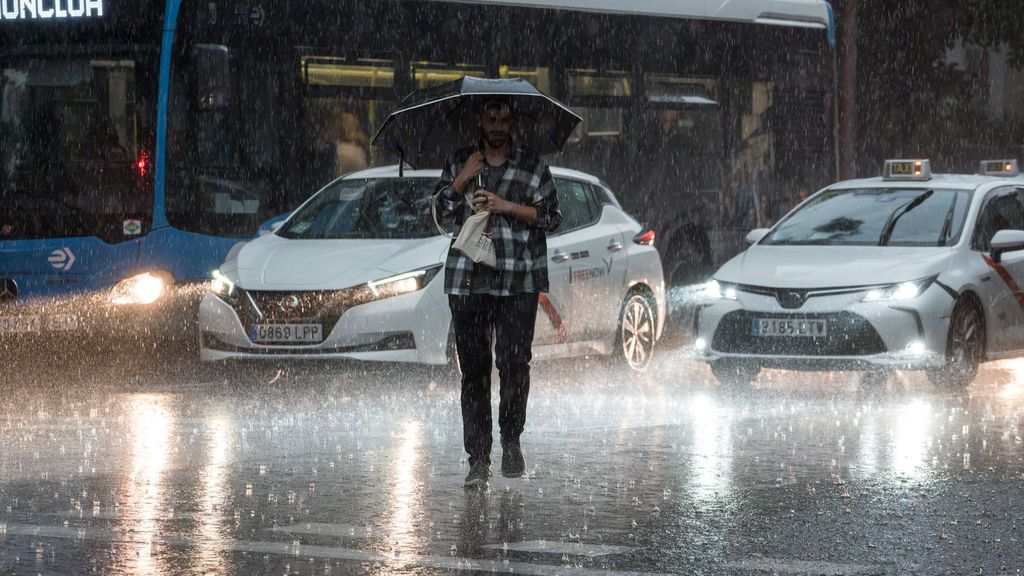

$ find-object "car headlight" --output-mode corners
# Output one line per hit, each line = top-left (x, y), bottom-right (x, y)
(702, 279), (738, 301)
(209, 269), (237, 299)
(110, 272), (169, 305)
(862, 277), (935, 302)
(366, 266), (442, 300)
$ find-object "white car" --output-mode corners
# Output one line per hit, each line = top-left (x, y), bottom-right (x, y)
(199, 165), (665, 369)
(694, 159), (1024, 388)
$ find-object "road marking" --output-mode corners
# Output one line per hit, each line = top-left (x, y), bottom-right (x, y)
(724, 557), (888, 575)
(482, 540), (634, 557)
(272, 522), (375, 538)
(0, 523), (674, 576)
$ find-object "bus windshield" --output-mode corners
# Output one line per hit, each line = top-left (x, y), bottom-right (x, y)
(279, 177), (437, 240)
(0, 54), (154, 242)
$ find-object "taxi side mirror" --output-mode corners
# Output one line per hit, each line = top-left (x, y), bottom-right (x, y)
(990, 229), (1024, 263)
(745, 228), (770, 244)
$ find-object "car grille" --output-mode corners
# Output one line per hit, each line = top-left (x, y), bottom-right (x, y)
(223, 289), (356, 345)
(712, 311), (886, 356)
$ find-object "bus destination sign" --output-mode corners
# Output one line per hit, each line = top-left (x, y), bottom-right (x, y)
(1, 0), (103, 21)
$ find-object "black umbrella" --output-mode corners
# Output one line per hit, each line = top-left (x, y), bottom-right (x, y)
(371, 76), (582, 170)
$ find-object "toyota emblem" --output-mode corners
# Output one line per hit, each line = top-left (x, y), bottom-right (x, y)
(777, 291), (806, 309)
(279, 295), (300, 312)
(0, 278), (17, 303)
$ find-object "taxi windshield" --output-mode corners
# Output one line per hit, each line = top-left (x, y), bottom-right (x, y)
(762, 188), (972, 247)
(278, 177), (436, 240)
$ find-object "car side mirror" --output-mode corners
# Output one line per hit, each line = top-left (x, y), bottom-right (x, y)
(190, 44), (230, 110)
(990, 229), (1024, 263)
(258, 213), (290, 236)
(745, 228), (770, 244)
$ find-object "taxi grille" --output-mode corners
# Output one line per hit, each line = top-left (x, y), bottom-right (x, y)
(712, 311), (886, 356)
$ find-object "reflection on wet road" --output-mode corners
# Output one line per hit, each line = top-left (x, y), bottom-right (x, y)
(2, 345), (1024, 575)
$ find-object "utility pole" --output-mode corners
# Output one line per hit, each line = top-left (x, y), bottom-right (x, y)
(836, 0), (857, 180)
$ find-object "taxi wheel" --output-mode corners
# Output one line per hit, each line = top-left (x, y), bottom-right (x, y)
(710, 360), (759, 389)
(618, 293), (657, 371)
(927, 300), (983, 390)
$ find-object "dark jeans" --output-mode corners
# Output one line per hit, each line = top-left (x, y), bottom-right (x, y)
(449, 293), (539, 466)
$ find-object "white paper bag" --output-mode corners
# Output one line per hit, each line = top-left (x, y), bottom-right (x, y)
(451, 209), (496, 267)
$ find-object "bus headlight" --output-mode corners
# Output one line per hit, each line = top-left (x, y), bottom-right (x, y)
(110, 272), (168, 305)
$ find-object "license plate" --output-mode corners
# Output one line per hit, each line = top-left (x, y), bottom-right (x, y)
(46, 315), (78, 331)
(250, 324), (322, 343)
(753, 318), (827, 337)
(0, 316), (41, 334)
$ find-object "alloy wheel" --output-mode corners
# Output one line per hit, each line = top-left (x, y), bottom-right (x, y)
(620, 294), (655, 371)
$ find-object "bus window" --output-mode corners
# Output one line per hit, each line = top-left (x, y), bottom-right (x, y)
(499, 66), (551, 94)
(166, 51), (286, 238)
(0, 57), (154, 241)
(299, 57), (394, 188)
(567, 70), (631, 138)
(410, 62), (486, 90)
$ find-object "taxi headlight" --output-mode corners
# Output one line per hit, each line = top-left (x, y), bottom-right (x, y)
(209, 269), (237, 299)
(702, 279), (738, 301)
(365, 265), (442, 301)
(862, 277), (935, 302)
(110, 272), (169, 305)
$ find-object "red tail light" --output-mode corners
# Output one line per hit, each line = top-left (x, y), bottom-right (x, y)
(633, 229), (655, 246)
(136, 154), (149, 178)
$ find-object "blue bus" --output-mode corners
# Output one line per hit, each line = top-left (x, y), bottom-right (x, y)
(0, 0), (835, 342)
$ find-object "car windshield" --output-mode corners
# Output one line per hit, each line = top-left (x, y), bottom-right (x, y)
(279, 177), (437, 240)
(761, 187), (972, 247)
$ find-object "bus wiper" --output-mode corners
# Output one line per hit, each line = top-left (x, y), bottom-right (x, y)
(937, 193), (958, 246)
(879, 190), (933, 246)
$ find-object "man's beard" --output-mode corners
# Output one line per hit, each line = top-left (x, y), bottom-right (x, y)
(484, 132), (508, 149)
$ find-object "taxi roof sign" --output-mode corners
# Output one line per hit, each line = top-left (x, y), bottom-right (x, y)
(978, 159), (1020, 177)
(883, 159), (931, 181)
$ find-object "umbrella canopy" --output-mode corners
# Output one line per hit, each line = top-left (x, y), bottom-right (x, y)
(371, 76), (582, 169)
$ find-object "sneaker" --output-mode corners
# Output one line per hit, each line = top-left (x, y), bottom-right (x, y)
(501, 442), (525, 478)
(464, 461), (491, 488)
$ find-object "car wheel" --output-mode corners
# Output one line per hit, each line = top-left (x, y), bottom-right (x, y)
(710, 360), (759, 389)
(618, 293), (656, 371)
(927, 300), (983, 390)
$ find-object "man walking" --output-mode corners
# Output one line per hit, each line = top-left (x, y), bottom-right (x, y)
(435, 96), (562, 488)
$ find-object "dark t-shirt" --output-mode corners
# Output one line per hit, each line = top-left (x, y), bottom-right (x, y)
(469, 161), (509, 293)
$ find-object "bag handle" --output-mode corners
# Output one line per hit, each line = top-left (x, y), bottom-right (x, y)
(431, 191), (455, 239)
(432, 187), (490, 239)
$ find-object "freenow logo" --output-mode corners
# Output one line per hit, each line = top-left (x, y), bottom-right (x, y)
(48, 247), (76, 271)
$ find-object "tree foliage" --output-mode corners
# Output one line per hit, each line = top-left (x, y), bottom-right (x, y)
(854, 0), (1024, 175)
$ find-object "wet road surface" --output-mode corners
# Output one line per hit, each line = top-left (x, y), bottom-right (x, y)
(3, 341), (1024, 575)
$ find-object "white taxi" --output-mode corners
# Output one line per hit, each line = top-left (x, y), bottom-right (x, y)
(198, 165), (665, 370)
(694, 159), (1024, 388)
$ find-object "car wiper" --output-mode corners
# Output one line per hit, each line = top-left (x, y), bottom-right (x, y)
(879, 190), (933, 246)
(936, 193), (959, 246)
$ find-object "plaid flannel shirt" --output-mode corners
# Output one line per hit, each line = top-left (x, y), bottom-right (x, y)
(435, 145), (562, 296)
